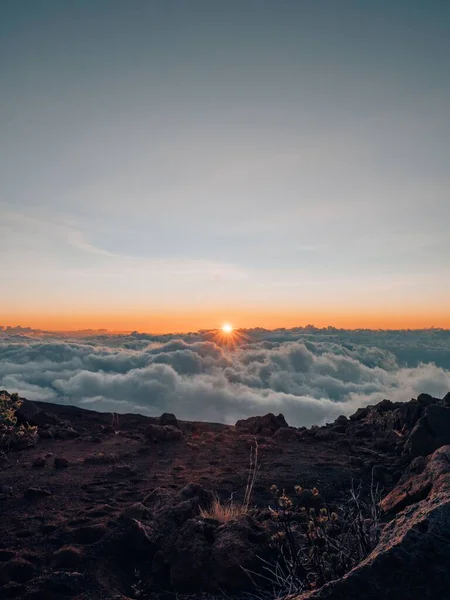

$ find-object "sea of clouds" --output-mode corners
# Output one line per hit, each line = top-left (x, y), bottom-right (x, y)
(0, 326), (449, 427)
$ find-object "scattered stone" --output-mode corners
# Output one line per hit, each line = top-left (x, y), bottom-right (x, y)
(106, 464), (137, 479)
(54, 457), (69, 469)
(83, 452), (118, 465)
(57, 427), (80, 440)
(32, 457), (46, 468)
(37, 429), (53, 439)
(24, 487), (51, 499)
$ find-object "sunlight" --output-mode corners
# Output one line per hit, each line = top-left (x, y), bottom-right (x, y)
(222, 323), (233, 333)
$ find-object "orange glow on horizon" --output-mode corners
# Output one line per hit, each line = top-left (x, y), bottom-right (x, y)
(1, 305), (449, 333)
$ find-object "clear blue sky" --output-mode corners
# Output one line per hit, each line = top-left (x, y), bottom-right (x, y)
(1, 1), (449, 330)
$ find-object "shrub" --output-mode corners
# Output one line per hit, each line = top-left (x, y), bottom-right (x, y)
(260, 479), (381, 594)
(0, 392), (38, 450)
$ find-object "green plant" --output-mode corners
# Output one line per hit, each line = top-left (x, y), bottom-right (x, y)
(0, 392), (38, 450)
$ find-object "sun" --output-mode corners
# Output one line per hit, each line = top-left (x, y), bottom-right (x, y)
(222, 323), (233, 333)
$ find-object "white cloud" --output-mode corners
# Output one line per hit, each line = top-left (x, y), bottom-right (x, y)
(0, 328), (449, 426)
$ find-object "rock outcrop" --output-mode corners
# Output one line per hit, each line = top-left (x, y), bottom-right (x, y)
(235, 412), (288, 435)
(292, 445), (450, 600)
(404, 404), (450, 457)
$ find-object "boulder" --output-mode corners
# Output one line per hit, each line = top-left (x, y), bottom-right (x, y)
(169, 518), (217, 591)
(144, 424), (183, 442)
(158, 412), (180, 429)
(235, 413), (288, 435)
(404, 404), (450, 457)
(51, 546), (85, 569)
(15, 400), (40, 425)
(0, 558), (37, 584)
(273, 426), (301, 441)
(293, 445), (450, 600)
(211, 515), (270, 590)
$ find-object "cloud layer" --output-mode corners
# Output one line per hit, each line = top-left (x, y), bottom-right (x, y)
(0, 327), (449, 426)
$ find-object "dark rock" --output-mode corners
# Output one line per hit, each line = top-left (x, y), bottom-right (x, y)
(373, 439), (395, 453)
(392, 402), (423, 430)
(273, 426), (301, 441)
(211, 516), (270, 591)
(54, 457), (69, 469)
(169, 518), (217, 591)
(349, 406), (370, 422)
(404, 404), (450, 457)
(32, 457), (46, 468)
(331, 425), (347, 434)
(57, 427), (80, 440)
(179, 484), (214, 508)
(416, 392), (440, 407)
(83, 452), (118, 465)
(51, 546), (84, 569)
(24, 487), (51, 499)
(314, 429), (335, 442)
(348, 456), (364, 467)
(296, 488), (324, 510)
(15, 400), (39, 425)
(354, 423), (373, 438)
(0, 558), (37, 583)
(106, 464), (137, 479)
(37, 429), (53, 440)
(71, 524), (106, 544)
(297, 445), (450, 600)
(334, 415), (349, 425)
(39, 571), (84, 596)
(235, 413), (288, 434)
(0, 550), (16, 562)
(120, 502), (151, 521)
(158, 412), (180, 429)
(144, 424), (183, 442)
(32, 411), (61, 427)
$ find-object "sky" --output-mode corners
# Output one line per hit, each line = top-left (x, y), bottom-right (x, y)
(1, 0), (449, 332)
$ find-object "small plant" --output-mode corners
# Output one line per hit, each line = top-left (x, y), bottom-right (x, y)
(200, 440), (259, 522)
(0, 392), (38, 450)
(260, 479), (381, 594)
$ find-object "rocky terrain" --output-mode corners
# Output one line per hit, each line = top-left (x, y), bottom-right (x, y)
(0, 390), (450, 599)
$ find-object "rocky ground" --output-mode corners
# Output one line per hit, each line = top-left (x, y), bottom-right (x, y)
(0, 390), (450, 599)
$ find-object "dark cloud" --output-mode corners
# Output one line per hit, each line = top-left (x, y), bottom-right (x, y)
(0, 327), (449, 426)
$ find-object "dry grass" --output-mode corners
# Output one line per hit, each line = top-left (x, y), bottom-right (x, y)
(200, 440), (259, 523)
(200, 495), (249, 522)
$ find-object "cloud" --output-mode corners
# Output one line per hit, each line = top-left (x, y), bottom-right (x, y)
(0, 327), (449, 426)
